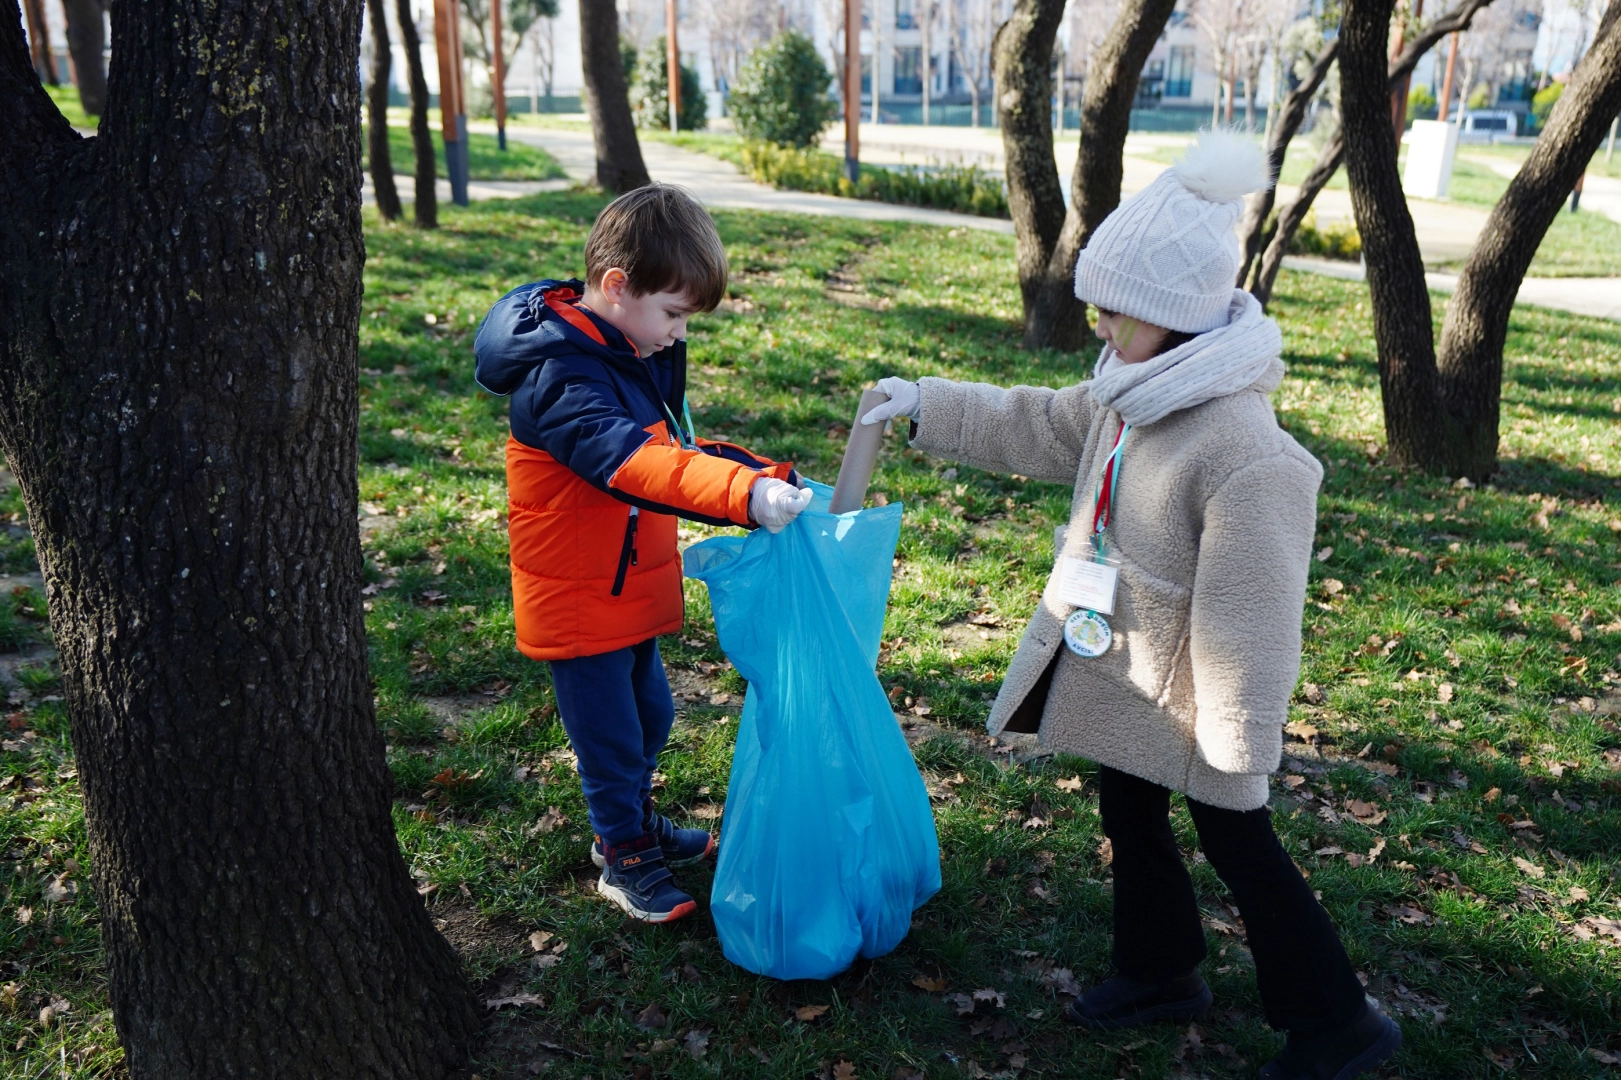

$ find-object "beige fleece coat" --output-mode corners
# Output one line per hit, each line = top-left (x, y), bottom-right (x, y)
(912, 372), (1321, 810)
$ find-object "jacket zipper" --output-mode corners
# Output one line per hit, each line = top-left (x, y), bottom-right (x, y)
(610, 507), (639, 596)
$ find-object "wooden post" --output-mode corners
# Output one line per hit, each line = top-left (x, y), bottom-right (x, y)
(844, 0), (860, 180)
(23, 0), (57, 84)
(493, 0), (507, 148)
(1438, 30), (1458, 122)
(433, 0), (470, 205)
(1389, 0), (1422, 146)
(666, 0), (681, 130)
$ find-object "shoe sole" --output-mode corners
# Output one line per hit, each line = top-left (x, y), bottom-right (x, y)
(1066, 983), (1214, 1031)
(591, 833), (716, 870)
(596, 878), (697, 923)
(1329, 1012), (1402, 1080)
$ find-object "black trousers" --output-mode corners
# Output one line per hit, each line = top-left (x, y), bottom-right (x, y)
(1099, 765), (1367, 1037)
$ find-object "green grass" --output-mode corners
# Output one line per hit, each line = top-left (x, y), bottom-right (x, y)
(42, 84), (97, 130)
(363, 123), (567, 183)
(4, 192), (1621, 1078)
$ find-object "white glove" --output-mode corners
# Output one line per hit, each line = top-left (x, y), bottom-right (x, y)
(860, 377), (921, 426)
(750, 477), (814, 533)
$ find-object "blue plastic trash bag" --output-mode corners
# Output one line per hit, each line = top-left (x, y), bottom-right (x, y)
(683, 480), (941, 980)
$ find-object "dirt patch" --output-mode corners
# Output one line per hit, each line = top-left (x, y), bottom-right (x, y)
(939, 620), (1008, 649)
(421, 694), (500, 725)
(666, 663), (741, 711)
(428, 897), (531, 964)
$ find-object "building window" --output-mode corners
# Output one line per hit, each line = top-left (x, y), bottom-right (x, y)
(861, 54), (872, 94)
(894, 46), (922, 94)
(896, 0), (916, 29)
(1165, 46), (1194, 98)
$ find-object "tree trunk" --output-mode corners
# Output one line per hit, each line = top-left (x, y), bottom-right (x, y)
(1237, 41), (1339, 289)
(1435, 0), (1621, 477)
(369, 0), (404, 222)
(1018, 0), (1178, 351)
(398, 0), (439, 228)
(0, 3), (479, 1076)
(61, 0), (104, 114)
(1250, 0), (1496, 306)
(1251, 129), (1343, 306)
(580, 0), (649, 192)
(992, 0), (1068, 347)
(1341, 0), (1450, 470)
(1340, 0), (1512, 474)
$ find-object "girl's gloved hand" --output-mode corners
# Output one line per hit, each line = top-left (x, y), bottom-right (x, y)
(860, 377), (920, 425)
(750, 477), (815, 533)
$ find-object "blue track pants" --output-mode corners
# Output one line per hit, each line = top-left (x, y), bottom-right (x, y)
(548, 637), (676, 846)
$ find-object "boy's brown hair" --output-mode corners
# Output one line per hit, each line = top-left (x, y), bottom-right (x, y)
(583, 183), (728, 313)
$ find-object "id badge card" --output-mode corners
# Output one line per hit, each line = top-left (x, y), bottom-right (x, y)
(1056, 541), (1119, 616)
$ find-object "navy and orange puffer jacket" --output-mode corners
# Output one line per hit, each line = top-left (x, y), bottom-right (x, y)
(474, 280), (793, 661)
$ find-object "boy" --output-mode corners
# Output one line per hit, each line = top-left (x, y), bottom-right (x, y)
(474, 184), (813, 923)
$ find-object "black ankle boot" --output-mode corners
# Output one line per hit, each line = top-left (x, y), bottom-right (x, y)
(1065, 970), (1213, 1030)
(1258, 1001), (1402, 1080)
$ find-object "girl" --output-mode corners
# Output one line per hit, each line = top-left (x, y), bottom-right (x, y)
(862, 132), (1401, 1080)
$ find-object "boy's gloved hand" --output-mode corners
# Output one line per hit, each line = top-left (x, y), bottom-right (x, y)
(750, 477), (815, 533)
(860, 377), (920, 425)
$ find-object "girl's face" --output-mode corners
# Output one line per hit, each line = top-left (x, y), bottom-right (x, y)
(1094, 309), (1170, 365)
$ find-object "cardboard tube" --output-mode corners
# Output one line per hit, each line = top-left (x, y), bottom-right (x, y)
(829, 389), (890, 514)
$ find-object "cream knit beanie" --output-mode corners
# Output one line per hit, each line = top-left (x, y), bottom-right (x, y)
(1073, 131), (1272, 333)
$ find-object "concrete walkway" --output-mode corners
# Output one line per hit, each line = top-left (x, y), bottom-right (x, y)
(1284, 255), (1621, 321)
(473, 121), (1617, 322)
(487, 121), (1015, 234)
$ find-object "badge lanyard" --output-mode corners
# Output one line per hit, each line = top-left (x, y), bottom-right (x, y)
(662, 398), (698, 450)
(1061, 420), (1130, 659)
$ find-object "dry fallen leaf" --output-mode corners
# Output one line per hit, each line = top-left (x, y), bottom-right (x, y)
(1054, 775), (1084, 792)
(528, 807), (566, 836)
(684, 1029), (710, 1061)
(1321, 578), (1344, 596)
(1569, 886), (1590, 903)
(795, 1004), (830, 1022)
(832, 1061), (858, 1080)
(1513, 856), (1547, 879)
(1437, 683), (1454, 704)
(912, 975), (948, 992)
(635, 1002), (668, 1030)
(1043, 968), (1083, 996)
(529, 931), (554, 952)
(972, 988), (1007, 1008)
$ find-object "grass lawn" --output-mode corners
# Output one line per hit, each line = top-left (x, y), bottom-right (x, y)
(364, 122), (567, 183)
(3, 192), (1621, 1079)
(42, 84), (97, 130)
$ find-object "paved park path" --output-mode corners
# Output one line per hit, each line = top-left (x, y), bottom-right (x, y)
(419, 120), (1618, 323)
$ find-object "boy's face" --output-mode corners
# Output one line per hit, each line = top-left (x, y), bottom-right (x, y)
(583, 268), (699, 358)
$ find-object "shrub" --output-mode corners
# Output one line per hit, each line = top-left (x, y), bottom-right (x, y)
(728, 31), (839, 148)
(632, 36), (707, 131)
(739, 141), (1009, 219)
(1531, 82), (1564, 130)
(1287, 210), (1362, 261)
(1406, 85), (1437, 121)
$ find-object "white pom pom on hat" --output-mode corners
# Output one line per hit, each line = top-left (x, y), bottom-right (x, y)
(1171, 128), (1273, 203)
(1073, 128), (1275, 334)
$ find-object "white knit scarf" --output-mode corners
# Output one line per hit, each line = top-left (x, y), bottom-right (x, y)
(1088, 289), (1285, 428)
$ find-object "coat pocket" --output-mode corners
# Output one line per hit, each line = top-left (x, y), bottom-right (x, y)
(1101, 553), (1192, 705)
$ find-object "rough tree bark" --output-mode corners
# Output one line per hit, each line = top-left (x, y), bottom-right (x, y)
(1341, 0), (1449, 470)
(61, 0), (105, 114)
(368, 0), (404, 222)
(992, 0), (1067, 344)
(397, 0), (439, 228)
(0, 2), (478, 1076)
(1433, 0), (1621, 475)
(1251, 0), (1495, 307)
(1235, 40), (1338, 289)
(580, 0), (649, 191)
(1011, 0), (1179, 351)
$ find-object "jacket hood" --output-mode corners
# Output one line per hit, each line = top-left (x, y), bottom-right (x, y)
(474, 280), (639, 397)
